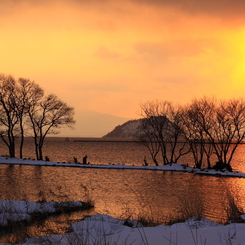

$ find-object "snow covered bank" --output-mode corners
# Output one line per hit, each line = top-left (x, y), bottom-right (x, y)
(1, 156), (245, 178)
(3, 209), (245, 245)
(0, 200), (85, 227)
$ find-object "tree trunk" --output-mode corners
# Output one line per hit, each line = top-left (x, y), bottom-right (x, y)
(8, 132), (15, 158)
(9, 142), (15, 158)
(33, 134), (39, 160)
(38, 144), (43, 160)
(38, 137), (44, 160)
(19, 120), (24, 159)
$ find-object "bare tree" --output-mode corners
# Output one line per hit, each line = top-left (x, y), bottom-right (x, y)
(15, 78), (44, 158)
(182, 100), (214, 168)
(138, 118), (161, 166)
(139, 101), (171, 165)
(28, 94), (75, 160)
(139, 100), (189, 165)
(0, 74), (75, 160)
(0, 74), (19, 157)
(139, 97), (245, 169)
(166, 105), (190, 164)
(212, 98), (245, 168)
(185, 97), (245, 170)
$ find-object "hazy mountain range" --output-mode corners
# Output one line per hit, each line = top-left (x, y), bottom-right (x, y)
(58, 109), (133, 137)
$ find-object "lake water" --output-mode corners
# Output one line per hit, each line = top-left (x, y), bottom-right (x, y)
(1, 137), (245, 240)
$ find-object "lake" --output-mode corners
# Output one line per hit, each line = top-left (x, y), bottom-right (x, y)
(1, 137), (245, 240)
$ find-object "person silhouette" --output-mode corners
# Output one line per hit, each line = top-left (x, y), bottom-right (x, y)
(83, 155), (87, 164)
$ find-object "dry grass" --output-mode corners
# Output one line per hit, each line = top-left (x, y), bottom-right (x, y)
(224, 190), (244, 224)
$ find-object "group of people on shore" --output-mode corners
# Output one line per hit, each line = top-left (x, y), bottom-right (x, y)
(73, 155), (89, 165)
(45, 155), (89, 165)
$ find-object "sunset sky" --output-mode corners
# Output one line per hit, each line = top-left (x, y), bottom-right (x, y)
(1, 0), (245, 120)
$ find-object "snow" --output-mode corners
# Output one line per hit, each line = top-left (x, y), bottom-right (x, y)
(0, 200), (83, 228)
(1, 200), (245, 245)
(0, 155), (245, 178)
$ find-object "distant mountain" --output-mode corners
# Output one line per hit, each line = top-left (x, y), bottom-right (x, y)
(58, 109), (132, 137)
(102, 119), (143, 138)
(103, 116), (175, 138)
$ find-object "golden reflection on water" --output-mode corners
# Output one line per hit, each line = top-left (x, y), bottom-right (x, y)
(231, 144), (245, 173)
(224, 177), (245, 212)
(1, 139), (245, 241)
(1, 164), (245, 242)
(1, 165), (244, 223)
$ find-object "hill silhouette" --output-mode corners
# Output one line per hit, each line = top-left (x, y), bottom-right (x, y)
(102, 119), (142, 138)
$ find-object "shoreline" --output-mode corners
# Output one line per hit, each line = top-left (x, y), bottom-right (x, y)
(1, 156), (245, 178)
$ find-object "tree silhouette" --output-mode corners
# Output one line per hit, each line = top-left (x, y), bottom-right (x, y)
(15, 78), (44, 158)
(28, 94), (75, 160)
(0, 74), (19, 157)
(0, 74), (75, 160)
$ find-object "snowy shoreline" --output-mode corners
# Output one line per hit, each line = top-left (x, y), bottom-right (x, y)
(1, 156), (245, 178)
(1, 200), (245, 245)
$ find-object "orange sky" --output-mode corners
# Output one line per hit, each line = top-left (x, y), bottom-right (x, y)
(1, 0), (245, 119)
